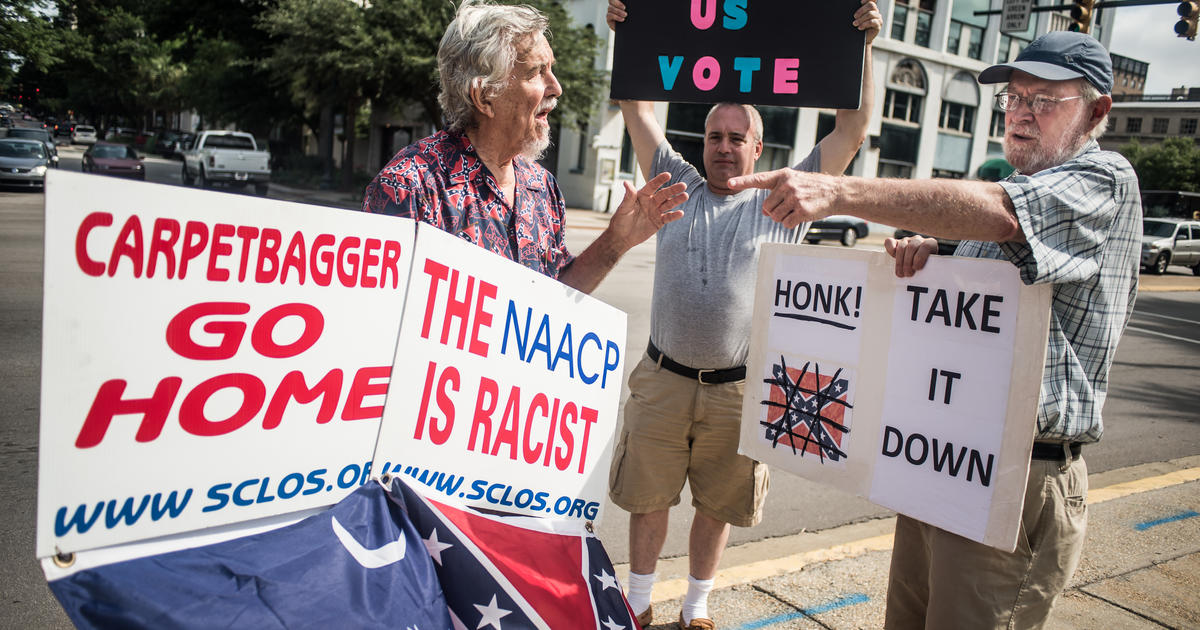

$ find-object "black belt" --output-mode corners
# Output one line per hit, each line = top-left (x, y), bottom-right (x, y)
(647, 341), (745, 385)
(1031, 441), (1082, 461)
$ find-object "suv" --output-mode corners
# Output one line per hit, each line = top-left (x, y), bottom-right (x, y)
(1141, 218), (1200, 275)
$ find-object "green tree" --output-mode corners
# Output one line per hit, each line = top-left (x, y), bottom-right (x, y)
(259, 0), (377, 190)
(0, 0), (61, 95)
(1120, 138), (1200, 193)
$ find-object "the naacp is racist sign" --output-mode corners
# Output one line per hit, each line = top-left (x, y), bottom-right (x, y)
(610, 0), (866, 108)
(38, 171), (415, 558)
(740, 245), (1052, 551)
(372, 226), (627, 524)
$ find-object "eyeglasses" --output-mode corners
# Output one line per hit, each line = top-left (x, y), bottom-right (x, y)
(994, 92), (1083, 115)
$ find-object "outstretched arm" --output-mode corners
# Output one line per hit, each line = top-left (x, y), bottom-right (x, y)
(815, 0), (881, 175)
(726, 170), (1023, 243)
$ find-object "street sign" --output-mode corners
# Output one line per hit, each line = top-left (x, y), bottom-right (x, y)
(1002, 0), (1034, 33)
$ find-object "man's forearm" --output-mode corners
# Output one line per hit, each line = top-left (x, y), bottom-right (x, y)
(556, 230), (627, 294)
(837, 177), (1024, 242)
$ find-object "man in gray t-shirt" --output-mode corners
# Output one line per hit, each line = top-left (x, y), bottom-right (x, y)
(605, 3), (881, 628)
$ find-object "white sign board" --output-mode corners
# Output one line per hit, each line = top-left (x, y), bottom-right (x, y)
(37, 171), (414, 557)
(740, 245), (1051, 551)
(372, 225), (627, 524)
(1002, 0), (1033, 34)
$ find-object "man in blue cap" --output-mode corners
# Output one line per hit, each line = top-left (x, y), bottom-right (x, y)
(726, 31), (1142, 627)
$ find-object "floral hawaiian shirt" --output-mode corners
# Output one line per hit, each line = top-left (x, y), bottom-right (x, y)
(361, 129), (574, 278)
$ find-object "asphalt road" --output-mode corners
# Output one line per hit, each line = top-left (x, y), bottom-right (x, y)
(1, 147), (1198, 628)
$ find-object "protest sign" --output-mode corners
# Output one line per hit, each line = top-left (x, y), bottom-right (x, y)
(37, 170), (414, 557)
(372, 225), (627, 524)
(740, 245), (1051, 551)
(610, 0), (865, 108)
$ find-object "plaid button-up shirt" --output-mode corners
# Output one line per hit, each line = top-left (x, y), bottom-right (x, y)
(362, 129), (574, 278)
(955, 141), (1142, 443)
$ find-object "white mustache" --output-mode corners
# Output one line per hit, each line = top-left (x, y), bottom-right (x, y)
(537, 98), (558, 116)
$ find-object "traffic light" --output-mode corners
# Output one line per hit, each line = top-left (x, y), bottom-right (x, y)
(1178, 1), (1199, 40)
(1069, 0), (1095, 33)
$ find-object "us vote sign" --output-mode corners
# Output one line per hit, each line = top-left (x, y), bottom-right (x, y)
(740, 245), (1052, 551)
(610, 0), (866, 108)
(37, 170), (416, 558)
(372, 225), (627, 524)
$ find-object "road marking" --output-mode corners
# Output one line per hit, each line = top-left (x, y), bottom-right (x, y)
(1124, 325), (1200, 346)
(1135, 311), (1200, 326)
(644, 466), (1200, 603)
(730, 593), (870, 629)
(1134, 510), (1200, 531)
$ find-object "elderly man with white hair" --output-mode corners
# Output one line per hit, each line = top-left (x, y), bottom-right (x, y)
(363, 0), (687, 293)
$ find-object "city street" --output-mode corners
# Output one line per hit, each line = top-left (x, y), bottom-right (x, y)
(2, 150), (1199, 627)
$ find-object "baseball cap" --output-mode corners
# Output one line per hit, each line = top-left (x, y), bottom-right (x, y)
(978, 31), (1113, 94)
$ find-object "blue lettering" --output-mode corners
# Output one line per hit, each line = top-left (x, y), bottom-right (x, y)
(204, 483), (231, 512)
(578, 332), (601, 385)
(733, 57), (760, 92)
(278, 473), (305, 499)
(551, 323), (575, 377)
(722, 0), (748, 29)
(233, 479), (258, 506)
(54, 502), (104, 536)
(150, 489), (192, 521)
(104, 495), (150, 529)
(501, 301), (531, 358)
(659, 56), (684, 90)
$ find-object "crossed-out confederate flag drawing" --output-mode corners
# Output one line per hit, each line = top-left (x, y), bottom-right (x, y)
(761, 356), (854, 462)
(390, 477), (641, 630)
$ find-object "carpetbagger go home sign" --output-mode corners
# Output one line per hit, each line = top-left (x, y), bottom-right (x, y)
(610, 0), (866, 108)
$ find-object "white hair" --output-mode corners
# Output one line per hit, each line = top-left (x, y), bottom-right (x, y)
(437, 1), (549, 132)
(1078, 80), (1109, 141)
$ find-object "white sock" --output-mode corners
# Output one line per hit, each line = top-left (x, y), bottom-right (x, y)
(681, 574), (715, 624)
(625, 571), (656, 616)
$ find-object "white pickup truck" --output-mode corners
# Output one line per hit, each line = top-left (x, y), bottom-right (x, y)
(181, 130), (271, 196)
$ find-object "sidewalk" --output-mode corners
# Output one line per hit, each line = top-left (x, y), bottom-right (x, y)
(620, 457), (1200, 629)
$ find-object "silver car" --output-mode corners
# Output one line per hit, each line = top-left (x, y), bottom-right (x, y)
(1141, 218), (1200, 276)
(0, 138), (50, 189)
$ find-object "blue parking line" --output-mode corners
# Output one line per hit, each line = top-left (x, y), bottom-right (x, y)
(731, 593), (870, 630)
(1134, 510), (1199, 531)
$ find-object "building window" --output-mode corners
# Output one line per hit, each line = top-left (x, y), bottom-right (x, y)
(939, 102), (976, 133)
(891, 3), (909, 40)
(932, 169), (965, 179)
(1126, 118), (1142, 133)
(1108, 117), (1118, 133)
(990, 109), (1006, 137)
(915, 8), (933, 47)
(948, 21), (984, 59)
(885, 90), (924, 124)
(572, 123), (589, 173)
(1152, 118), (1170, 134)
(1182, 118), (1198, 135)
(619, 129), (637, 175)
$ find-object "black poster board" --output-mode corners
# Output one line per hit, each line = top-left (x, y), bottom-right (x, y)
(610, 0), (865, 109)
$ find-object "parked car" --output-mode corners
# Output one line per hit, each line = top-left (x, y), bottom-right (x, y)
(806, 215), (869, 247)
(156, 129), (192, 158)
(83, 142), (145, 180)
(4, 127), (58, 167)
(72, 125), (98, 145)
(181, 130), (270, 195)
(892, 228), (962, 256)
(1141, 218), (1200, 276)
(0, 138), (51, 189)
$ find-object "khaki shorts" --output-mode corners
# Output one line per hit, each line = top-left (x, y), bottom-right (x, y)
(608, 353), (769, 527)
(885, 455), (1089, 629)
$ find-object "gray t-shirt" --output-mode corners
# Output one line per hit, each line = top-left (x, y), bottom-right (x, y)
(649, 140), (819, 369)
